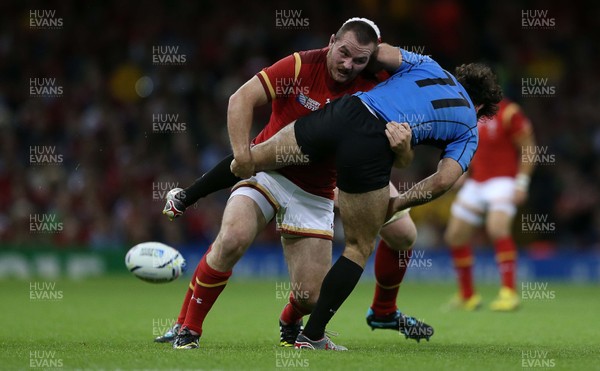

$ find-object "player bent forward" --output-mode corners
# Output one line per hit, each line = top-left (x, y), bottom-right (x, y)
(232, 46), (502, 350)
(160, 19), (430, 350)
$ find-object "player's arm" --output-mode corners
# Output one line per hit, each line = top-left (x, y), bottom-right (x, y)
(392, 158), (463, 212)
(227, 76), (269, 178)
(367, 43), (403, 74)
(513, 124), (536, 205)
(393, 150), (414, 168)
(385, 121), (413, 168)
(502, 102), (536, 206)
(163, 77), (268, 221)
(229, 53), (298, 178)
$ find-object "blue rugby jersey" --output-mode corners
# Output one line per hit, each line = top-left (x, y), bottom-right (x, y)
(355, 49), (478, 172)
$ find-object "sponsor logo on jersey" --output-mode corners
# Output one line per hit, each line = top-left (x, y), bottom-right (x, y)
(297, 93), (321, 111)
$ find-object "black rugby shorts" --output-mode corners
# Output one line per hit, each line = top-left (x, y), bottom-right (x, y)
(294, 95), (394, 193)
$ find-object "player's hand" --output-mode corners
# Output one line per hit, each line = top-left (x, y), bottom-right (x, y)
(230, 157), (255, 179)
(513, 189), (528, 206)
(162, 188), (187, 221)
(386, 121), (412, 155)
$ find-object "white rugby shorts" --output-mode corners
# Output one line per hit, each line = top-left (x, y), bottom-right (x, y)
(230, 171), (334, 240)
(451, 177), (517, 225)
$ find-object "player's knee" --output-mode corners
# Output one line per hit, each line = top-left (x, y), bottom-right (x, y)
(444, 226), (464, 246)
(443, 228), (455, 246)
(347, 237), (368, 255)
(487, 226), (510, 242)
(380, 221), (417, 251)
(486, 210), (514, 241)
(343, 238), (375, 267)
(214, 226), (253, 261)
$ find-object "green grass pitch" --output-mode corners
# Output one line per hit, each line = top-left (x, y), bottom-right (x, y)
(1, 276), (599, 370)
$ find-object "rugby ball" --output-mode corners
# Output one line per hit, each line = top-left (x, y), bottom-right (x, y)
(125, 242), (186, 283)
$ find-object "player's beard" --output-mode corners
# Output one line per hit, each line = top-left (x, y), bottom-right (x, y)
(334, 67), (352, 82)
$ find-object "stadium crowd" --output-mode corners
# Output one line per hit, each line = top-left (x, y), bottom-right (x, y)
(0, 0), (598, 251)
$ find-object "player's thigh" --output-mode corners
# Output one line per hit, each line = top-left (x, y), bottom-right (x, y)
(380, 182), (416, 249)
(444, 213), (479, 246)
(379, 213), (417, 251)
(252, 121), (300, 170)
(272, 171), (335, 241)
(210, 194), (270, 269)
(336, 136), (394, 194)
(338, 186), (390, 266)
(482, 178), (517, 240)
(282, 237), (332, 303)
(445, 181), (484, 245)
(485, 210), (514, 241)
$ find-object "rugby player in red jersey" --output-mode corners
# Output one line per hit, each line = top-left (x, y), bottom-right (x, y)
(160, 18), (432, 349)
(444, 98), (536, 311)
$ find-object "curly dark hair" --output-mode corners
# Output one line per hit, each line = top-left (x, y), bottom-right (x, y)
(454, 63), (503, 119)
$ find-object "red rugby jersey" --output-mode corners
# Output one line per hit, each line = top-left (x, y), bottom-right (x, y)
(470, 99), (532, 182)
(254, 48), (379, 199)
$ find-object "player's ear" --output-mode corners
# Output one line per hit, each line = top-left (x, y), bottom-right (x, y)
(329, 34), (336, 47)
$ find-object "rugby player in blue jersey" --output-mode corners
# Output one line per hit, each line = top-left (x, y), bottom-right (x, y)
(231, 44), (502, 350)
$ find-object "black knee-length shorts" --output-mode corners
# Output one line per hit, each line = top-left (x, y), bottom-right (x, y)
(294, 95), (394, 193)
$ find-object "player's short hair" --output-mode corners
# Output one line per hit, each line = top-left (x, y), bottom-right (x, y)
(455, 63), (503, 119)
(335, 19), (379, 46)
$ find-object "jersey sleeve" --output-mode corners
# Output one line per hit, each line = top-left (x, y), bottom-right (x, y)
(441, 129), (479, 172)
(255, 52), (301, 101)
(503, 102), (532, 138)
